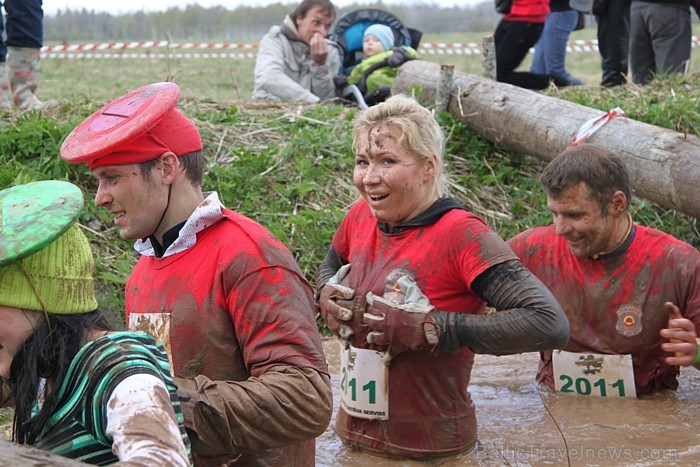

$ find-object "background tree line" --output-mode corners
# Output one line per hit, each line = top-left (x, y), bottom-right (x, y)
(44, 2), (502, 43)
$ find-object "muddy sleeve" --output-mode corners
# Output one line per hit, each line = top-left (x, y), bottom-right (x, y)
(106, 374), (190, 467)
(315, 245), (349, 301)
(179, 365), (332, 457)
(436, 259), (570, 354)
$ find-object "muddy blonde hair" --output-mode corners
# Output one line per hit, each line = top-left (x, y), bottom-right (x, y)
(352, 94), (449, 199)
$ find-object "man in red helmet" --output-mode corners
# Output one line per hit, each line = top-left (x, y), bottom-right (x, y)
(61, 82), (332, 466)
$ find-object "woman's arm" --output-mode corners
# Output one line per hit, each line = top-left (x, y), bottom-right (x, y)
(315, 245), (348, 300)
(106, 373), (190, 466)
(438, 259), (570, 353)
(365, 260), (569, 355)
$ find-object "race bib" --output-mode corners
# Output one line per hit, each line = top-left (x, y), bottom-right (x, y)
(552, 350), (636, 398)
(339, 343), (389, 420)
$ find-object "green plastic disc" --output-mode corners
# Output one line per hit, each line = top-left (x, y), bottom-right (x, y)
(0, 181), (84, 268)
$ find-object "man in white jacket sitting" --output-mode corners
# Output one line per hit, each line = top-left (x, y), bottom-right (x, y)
(253, 0), (342, 103)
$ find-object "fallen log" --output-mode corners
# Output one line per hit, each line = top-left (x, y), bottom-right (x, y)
(392, 60), (700, 220)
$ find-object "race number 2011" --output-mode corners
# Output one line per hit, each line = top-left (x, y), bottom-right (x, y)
(558, 375), (627, 397)
(552, 350), (637, 398)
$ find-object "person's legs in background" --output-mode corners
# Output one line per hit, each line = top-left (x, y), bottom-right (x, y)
(5, 0), (44, 109)
(630, 3), (691, 85)
(495, 18), (550, 90)
(530, 22), (547, 75)
(649, 4), (691, 78)
(629, 2), (655, 85)
(596, 0), (631, 87)
(531, 10), (585, 85)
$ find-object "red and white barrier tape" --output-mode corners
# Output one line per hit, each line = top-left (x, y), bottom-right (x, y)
(569, 107), (626, 147)
(41, 41), (258, 52)
(42, 52), (257, 59)
(40, 36), (700, 59)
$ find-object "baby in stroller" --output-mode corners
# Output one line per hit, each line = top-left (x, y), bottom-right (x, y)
(346, 24), (416, 105)
(331, 8), (422, 108)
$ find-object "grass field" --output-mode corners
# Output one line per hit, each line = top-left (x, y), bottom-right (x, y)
(39, 27), (700, 105)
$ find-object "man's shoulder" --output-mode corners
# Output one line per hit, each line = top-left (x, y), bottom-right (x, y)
(262, 24), (283, 38)
(196, 209), (303, 271)
(258, 25), (287, 49)
(508, 224), (556, 247)
(216, 208), (276, 239)
(634, 224), (700, 258)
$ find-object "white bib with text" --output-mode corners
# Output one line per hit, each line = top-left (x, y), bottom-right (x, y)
(552, 350), (636, 398)
(339, 343), (389, 420)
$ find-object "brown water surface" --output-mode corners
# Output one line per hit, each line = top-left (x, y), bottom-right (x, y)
(317, 338), (700, 466)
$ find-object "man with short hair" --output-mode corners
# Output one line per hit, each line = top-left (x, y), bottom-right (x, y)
(253, 0), (342, 103)
(61, 82), (332, 466)
(508, 144), (700, 395)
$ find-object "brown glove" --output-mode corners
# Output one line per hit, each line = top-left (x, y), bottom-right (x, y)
(318, 264), (368, 345)
(363, 272), (439, 363)
(365, 293), (440, 353)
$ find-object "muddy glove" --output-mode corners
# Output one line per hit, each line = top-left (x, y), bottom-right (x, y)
(364, 273), (440, 364)
(386, 47), (408, 67)
(319, 264), (368, 343)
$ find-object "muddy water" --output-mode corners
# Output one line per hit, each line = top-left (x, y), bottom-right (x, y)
(317, 338), (700, 466)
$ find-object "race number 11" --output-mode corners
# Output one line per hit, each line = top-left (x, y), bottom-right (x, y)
(339, 344), (389, 420)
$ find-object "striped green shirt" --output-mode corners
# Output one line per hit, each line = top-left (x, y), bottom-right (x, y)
(33, 332), (191, 464)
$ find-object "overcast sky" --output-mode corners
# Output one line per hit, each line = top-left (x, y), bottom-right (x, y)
(46, 0), (484, 16)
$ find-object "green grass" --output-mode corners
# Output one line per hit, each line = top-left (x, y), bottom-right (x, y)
(4, 32), (699, 327)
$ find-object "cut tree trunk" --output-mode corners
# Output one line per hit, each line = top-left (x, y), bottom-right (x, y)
(392, 60), (700, 219)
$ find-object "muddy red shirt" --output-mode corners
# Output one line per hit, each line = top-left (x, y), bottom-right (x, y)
(331, 200), (516, 458)
(508, 224), (700, 395)
(125, 208), (328, 465)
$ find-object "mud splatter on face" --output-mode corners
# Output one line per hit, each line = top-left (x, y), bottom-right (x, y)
(365, 125), (395, 160)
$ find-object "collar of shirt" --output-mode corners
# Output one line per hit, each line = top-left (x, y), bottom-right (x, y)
(134, 191), (225, 258)
(377, 197), (464, 234)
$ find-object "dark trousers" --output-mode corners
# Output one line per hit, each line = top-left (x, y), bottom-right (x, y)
(0, 0), (44, 62)
(494, 18), (551, 90)
(596, 0), (631, 86)
(630, 2), (691, 84)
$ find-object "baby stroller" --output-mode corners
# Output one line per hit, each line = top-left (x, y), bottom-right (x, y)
(329, 8), (423, 109)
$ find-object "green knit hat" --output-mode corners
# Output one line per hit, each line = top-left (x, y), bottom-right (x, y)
(0, 181), (98, 314)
